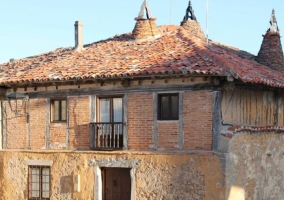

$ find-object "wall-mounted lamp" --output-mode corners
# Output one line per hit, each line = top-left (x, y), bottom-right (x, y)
(6, 92), (29, 115)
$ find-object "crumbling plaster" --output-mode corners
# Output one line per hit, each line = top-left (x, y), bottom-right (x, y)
(227, 132), (284, 200)
(0, 151), (225, 200)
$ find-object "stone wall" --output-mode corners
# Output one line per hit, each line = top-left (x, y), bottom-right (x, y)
(227, 132), (284, 199)
(0, 150), (225, 200)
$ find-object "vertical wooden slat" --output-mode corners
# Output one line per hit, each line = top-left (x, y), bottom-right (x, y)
(117, 125), (120, 148)
(110, 124), (113, 148)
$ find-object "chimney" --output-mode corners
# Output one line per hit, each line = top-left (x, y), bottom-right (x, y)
(74, 21), (84, 52)
(132, 0), (161, 40)
(256, 9), (284, 71)
(180, 1), (206, 40)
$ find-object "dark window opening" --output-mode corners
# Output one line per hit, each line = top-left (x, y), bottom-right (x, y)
(158, 94), (179, 120)
(51, 99), (66, 122)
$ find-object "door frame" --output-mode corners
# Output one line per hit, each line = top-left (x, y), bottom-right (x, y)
(94, 166), (136, 200)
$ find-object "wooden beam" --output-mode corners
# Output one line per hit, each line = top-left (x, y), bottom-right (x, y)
(123, 94), (128, 150)
(27, 83), (222, 99)
(2, 102), (7, 149)
(0, 87), (7, 100)
(45, 99), (50, 149)
(66, 97), (70, 148)
(153, 92), (158, 150)
(178, 92), (184, 150)
(90, 95), (96, 148)
(26, 99), (30, 149)
(212, 91), (222, 151)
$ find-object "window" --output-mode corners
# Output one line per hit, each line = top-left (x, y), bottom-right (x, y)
(51, 99), (66, 122)
(158, 94), (179, 120)
(28, 166), (50, 200)
(92, 97), (123, 149)
(98, 97), (123, 123)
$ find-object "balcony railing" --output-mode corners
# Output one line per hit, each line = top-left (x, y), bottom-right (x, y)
(90, 122), (123, 149)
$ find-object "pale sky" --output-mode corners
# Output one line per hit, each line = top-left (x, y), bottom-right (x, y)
(1, 0), (283, 63)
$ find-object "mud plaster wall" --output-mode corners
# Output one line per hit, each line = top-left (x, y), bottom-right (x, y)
(227, 132), (284, 200)
(0, 151), (225, 200)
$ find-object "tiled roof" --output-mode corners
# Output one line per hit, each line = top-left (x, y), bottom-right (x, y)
(1, 25), (284, 88)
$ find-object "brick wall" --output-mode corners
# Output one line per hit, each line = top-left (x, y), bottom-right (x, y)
(183, 91), (213, 150)
(157, 121), (179, 150)
(29, 99), (46, 149)
(68, 96), (90, 149)
(50, 122), (66, 149)
(5, 101), (27, 149)
(4, 90), (213, 151)
(128, 93), (154, 150)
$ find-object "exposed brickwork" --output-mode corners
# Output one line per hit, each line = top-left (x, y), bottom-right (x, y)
(29, 99), (46, 149)
(5, 90), (214, 151)
(50, 122), (66, 148)
(5, 101), (27, 149)
(183, 91), (213, 150)
(68, 96), (90, 149)
(181, 20), (206, 40)
(132, 19), (161, 40)
(128, 93), (154, 150)
(256, 30), (284, 71)
(157, 121), (179, 150)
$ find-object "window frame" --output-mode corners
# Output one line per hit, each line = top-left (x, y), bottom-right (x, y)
(96, 96), (124, 123)
(28, 165), (51, 200)
(158, 93), (179, 120)
(50, 98), (67, 122)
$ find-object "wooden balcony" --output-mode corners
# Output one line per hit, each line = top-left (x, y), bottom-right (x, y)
(90, 122), (123, 150)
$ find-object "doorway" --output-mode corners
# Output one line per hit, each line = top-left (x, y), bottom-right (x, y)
(101, 168), (131, 200)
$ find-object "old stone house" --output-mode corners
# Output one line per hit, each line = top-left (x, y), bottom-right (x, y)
(1, 1), (284, 199)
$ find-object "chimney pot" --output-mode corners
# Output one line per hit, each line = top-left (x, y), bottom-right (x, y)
(75, 21), (84, 52)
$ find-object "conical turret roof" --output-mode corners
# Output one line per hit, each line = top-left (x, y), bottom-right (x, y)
(256, 9), (284, 71)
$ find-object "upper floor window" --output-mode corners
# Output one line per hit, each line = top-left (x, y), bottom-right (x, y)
(98, 97), (123, 123)
(158, 94), (179, 120)
(28, 165), (50, 200)
(51, 99), (67, 122)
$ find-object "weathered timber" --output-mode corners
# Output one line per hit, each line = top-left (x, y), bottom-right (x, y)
(45, 99), (50, 149)
(178, 92), (184, 150)
(2, 103), (7, 149)
(26, 83), (221, 99)
(26, 99), (30, 149)
(123, 94), (128, 150)
(212, 91), (222, 151)
(222, 88), (278, 126)
(153, 92), (158, 150)
(66, 97), (70, 148)
(0, 87), (6, 100)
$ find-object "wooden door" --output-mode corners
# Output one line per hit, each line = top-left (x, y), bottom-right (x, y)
(102, 168), (131, 200)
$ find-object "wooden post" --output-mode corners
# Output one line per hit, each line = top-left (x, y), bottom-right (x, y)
(212, 91), (222, 151)
(46, 99), (51, 149)
(178, 92), (184, 150)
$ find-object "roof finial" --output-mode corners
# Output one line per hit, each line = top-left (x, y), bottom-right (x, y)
(269, 9), (278, 33)
(183, 1), (197, 21)
(136, 0), (153, 20)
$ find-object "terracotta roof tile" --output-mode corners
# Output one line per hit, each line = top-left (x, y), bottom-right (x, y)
(1, 25), (284, 88)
